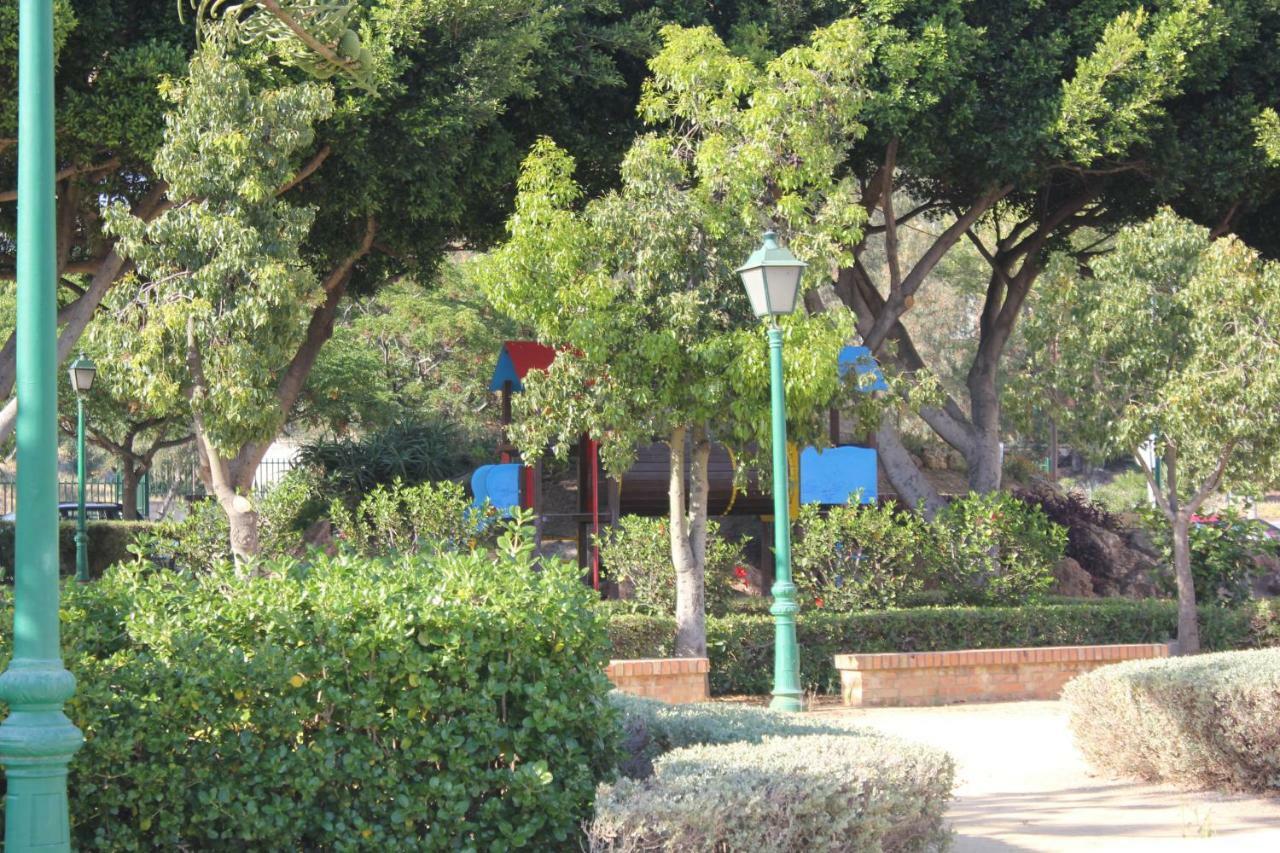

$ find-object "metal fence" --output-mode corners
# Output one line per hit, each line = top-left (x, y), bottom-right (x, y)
(0, 456), (297, 518)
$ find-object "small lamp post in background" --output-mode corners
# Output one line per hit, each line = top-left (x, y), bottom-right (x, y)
(68, 354), (97, 583)
(736, 230), (806, 713)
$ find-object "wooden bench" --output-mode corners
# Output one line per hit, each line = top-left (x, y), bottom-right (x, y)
(834, 644), (1170, 707)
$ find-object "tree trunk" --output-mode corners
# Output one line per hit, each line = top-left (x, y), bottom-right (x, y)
(668, 425), (707, 658)
(120, 465), (140, 521)
(223, 496), (262, 566)
(1170, 513), (1200, 654)
(966, 334), (1005, 493)
(875, 411), (945, 519)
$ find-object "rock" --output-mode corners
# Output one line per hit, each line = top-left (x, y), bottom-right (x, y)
(921, 447), (949, 470)
(1052, 557), (1095, 598)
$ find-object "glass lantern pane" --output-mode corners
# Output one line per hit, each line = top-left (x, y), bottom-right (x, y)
(739, 267), (770, 317)
(766, 266), (801, 315)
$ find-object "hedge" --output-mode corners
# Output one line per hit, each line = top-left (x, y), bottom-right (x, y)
(0, 549), (618, 849)
(0, 520), (147, 580)
(608, 599), (1280, 695)
(1063, 648), (1280, 791)
(591, 736), (954, 853)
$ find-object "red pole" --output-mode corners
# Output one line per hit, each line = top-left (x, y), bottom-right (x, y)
(590, 438), (600, 591)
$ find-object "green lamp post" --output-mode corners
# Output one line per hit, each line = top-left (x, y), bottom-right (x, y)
(0, 0), (84, 848)
(69, 354), (97, 583)
(737, 231), (806, 713)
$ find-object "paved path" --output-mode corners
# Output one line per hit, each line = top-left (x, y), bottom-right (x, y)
(816, 700), (1280, 851)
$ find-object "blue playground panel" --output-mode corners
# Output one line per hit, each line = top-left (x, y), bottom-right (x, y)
(800, 445), (877, 505)
(838, 345), (888, 393)
(470, 463), (522, 516)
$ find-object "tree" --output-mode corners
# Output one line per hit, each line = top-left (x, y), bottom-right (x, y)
(102, 37), (335, 561)
(479, 21), (871, 656)
(1058, 210), (1280, 653)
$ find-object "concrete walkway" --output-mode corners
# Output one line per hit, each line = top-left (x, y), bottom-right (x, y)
(817, 700), (1280, 851)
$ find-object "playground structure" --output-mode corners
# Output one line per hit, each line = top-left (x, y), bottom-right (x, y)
(470, 342), (885, 589)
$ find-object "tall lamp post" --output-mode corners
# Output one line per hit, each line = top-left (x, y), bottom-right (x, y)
(69, 355), (97, 583)
(737, 231), (806, 713)
(0, 0), (84, 848)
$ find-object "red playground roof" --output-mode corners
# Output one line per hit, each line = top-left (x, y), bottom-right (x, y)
(489, 341), (557, 391)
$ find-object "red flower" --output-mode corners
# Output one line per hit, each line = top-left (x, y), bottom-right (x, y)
(814, 597), (825, 608)
(733, 565), (748, 580)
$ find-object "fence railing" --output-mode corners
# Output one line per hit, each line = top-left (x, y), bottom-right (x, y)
(0, 456), (296, 518)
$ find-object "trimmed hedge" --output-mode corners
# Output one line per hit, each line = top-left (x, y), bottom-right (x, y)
(0, 548), (618, 849)
(611, 692), (873, 778)
(592, 733), (953, 852)
(0, 520), (148, 580)
(1063, 648), (1280, 791)
(608, 600), (1280, 695)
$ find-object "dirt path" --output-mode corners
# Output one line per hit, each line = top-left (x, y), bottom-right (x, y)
(816, 700), (1280, 851)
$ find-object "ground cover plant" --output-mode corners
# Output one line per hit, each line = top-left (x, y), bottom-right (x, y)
(1063, 648), (1280, 791)
(594, 694), (954, 852)
(0, 524), (616, 849)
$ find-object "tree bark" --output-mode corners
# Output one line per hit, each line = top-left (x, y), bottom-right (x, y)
(120, 464), (140, 521)
(669, 425), (708, 658)
(1170, 513), (1200, 655)
(875, 410), (945, 519)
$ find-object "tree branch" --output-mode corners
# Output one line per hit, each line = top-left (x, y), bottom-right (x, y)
(275, 144), (331, 196)
(0, 158), (121, 203)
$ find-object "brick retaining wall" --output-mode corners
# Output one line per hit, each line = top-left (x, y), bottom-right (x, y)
(606, 657), (710, 704)
(835, 644), (1170, 707)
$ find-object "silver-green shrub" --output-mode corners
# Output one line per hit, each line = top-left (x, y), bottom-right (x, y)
(1063, 648), (1280, 791)
(590, 734), (954, 852)
(611, 692), (873, 777)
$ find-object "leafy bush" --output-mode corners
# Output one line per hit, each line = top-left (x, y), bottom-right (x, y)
(1140, 507), (1278, 606)
(0, 523), (618, 848)
(597, 515), (742, 615)
(329, 479), (497, 557)
(298, 418), (473, 506)
(931, 491), (1065, 605)
(606, 600), (1280, 695)
(1063, 648), (1280, 791)
(590, 734), (953, 852)
(792, 502), (926, 610)
(0, 520), (150, 581)
(610, 692), (870, 778)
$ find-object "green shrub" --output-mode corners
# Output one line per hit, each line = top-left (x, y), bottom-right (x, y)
(1063, 648), (1280, 791)
(596, 515), (742, 615)
(606, 600), (1280, 695)
(931, 491), (1065, 605)
(1140, 506), (1278, 606)
(0, 520), (149, 580)
(328, 479), (498, 557)
(0, 524), (618, 849)
(589, 734), (953, 852)
(299, 418), (473, 505)
(792, 501), (926, 610)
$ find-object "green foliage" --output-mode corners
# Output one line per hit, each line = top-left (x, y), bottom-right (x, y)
(1063, 648), (1280, 791)
(298, 418), (473, 505)
(605, 600), (1279, 695)
(0, 541), (617, 848)
(792, 502), (926, 610)
(328, 480), (498, 558)
(932, 492), (1065, 606)
(597, 516), (742, 615)
(101, 38), (335, 456)
(298, 269), (517, 444)
(0, 521), (148, 581)
(592, 733), (953, 852)
(1140, 507), (1278, 607)
(1061, 210), (1280, 503)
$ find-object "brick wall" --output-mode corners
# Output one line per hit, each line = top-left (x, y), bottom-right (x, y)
(606, 657), (710, 704)
(835, 644), (1170, 707)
